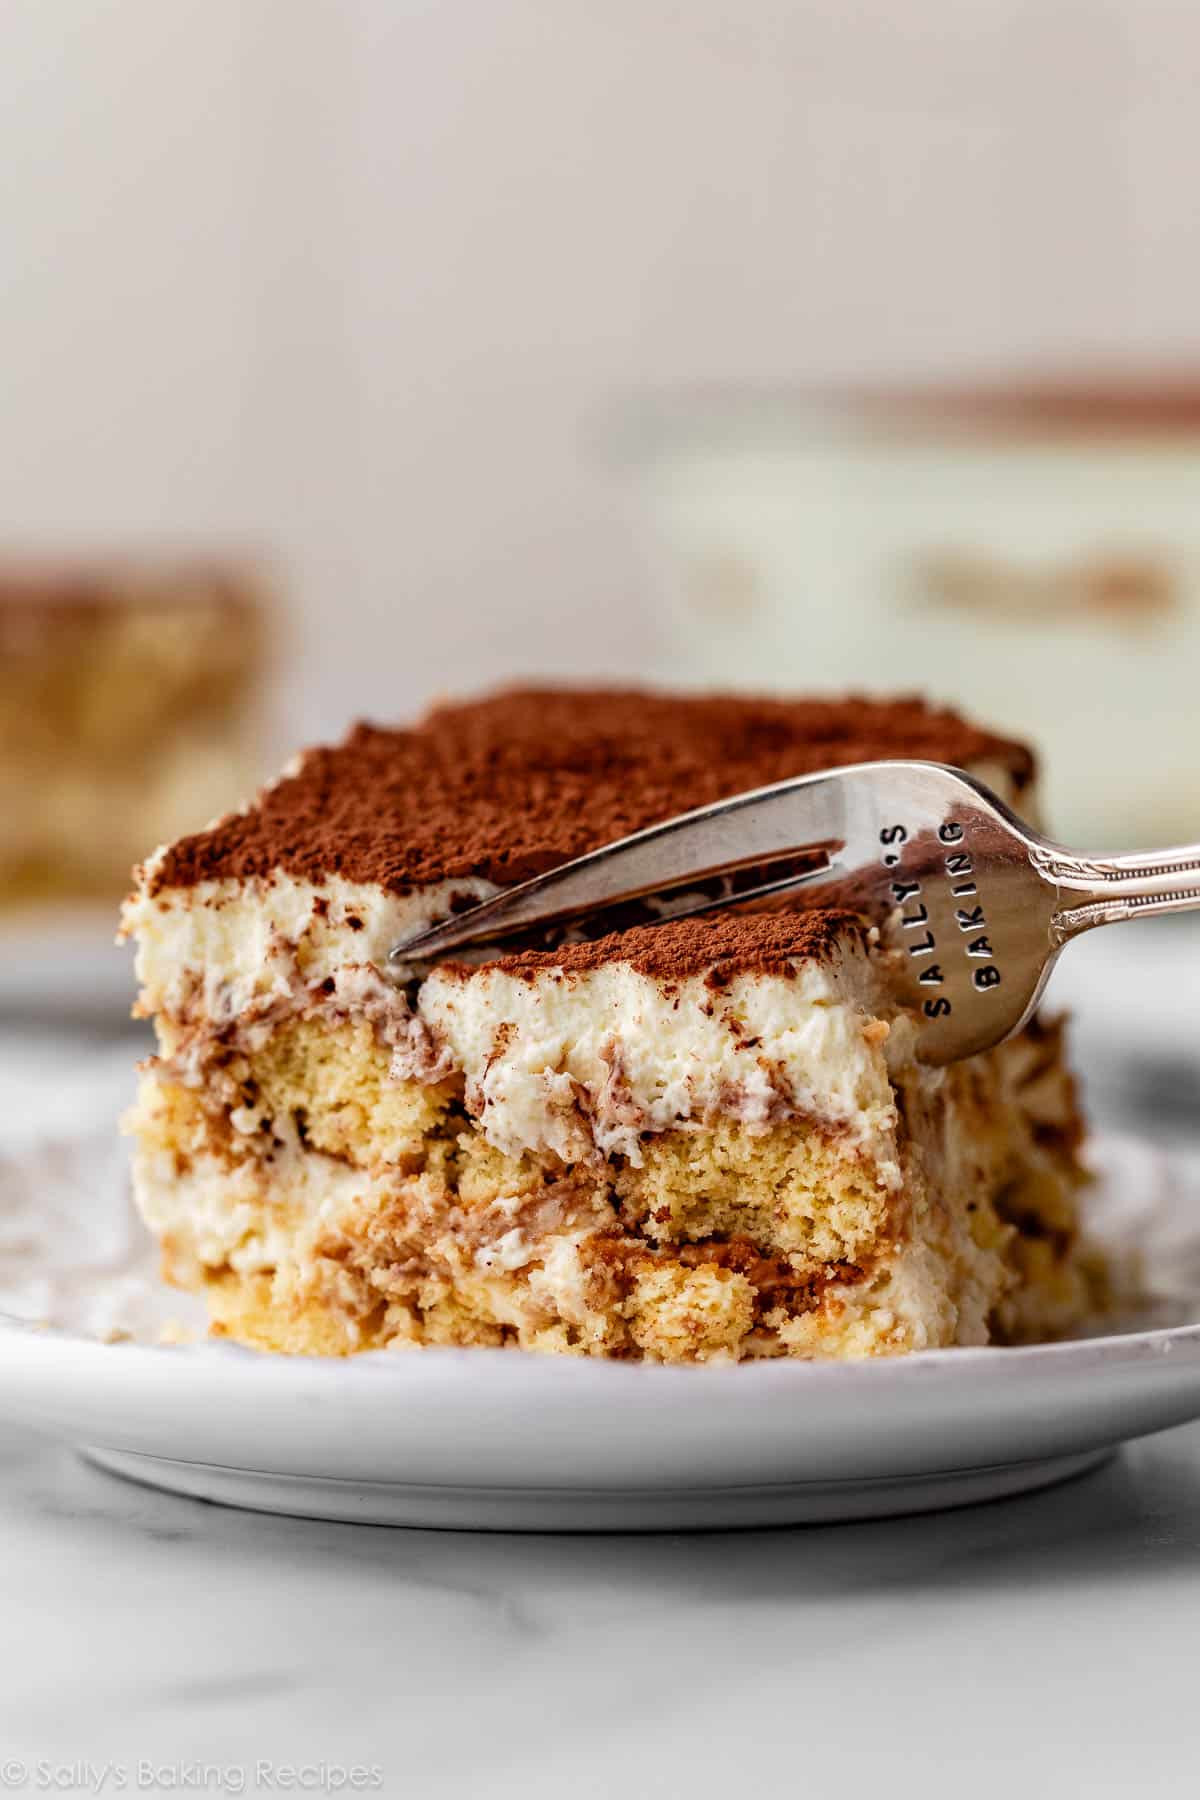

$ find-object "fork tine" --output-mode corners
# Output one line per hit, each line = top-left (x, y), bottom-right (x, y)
(388, 762), (892, 962)
(578, 856), (843, 933)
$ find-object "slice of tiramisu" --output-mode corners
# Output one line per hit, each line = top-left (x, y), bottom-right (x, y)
(0, 558), (267, 904)
(121, 689), (1097, 1361)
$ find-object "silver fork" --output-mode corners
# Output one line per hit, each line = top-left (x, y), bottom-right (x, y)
(389, 761), (1200, 1065)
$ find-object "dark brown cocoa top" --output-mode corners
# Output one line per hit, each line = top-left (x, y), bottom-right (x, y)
(0, 560), (262, 648)
(652, 375), (1200, 444)
(449, 908), (872, 984)
(851, 373), (1200, 438)
(148, 686), (1034, 895)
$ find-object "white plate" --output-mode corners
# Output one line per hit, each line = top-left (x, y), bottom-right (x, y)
(2, 1132), (1200, 1531)
(0, 904), (135, 1019)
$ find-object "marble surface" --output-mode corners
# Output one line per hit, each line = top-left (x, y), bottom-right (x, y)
(0, 1423), (1198, 1796)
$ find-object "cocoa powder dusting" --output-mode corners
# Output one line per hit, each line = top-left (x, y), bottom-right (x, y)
(454, 909), (870, 983)
(149, 685), (1034, 897)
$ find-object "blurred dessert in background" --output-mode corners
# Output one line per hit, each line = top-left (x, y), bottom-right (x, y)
(629, 371), (1200, 848)
(0, 559), (268, 905)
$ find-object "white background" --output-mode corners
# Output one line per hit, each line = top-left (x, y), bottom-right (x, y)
(2, 0), (1198, 732)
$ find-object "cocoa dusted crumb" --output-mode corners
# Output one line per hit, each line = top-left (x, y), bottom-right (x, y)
(675, 1237), (864, 1300)
(147, 684), (1035, 896)
(448, 909), (871, 983)
(582, 1231), (865, 1310)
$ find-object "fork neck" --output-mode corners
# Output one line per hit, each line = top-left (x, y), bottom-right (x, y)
(1030, 839), (1200, 942)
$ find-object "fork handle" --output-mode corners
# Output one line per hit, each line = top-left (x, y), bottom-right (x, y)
(1031, 841), (1200, 940)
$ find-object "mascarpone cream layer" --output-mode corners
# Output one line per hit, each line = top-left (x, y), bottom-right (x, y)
(123, 865), (911, 1166)
(407, 954), (907, 1167)
(122, 865), (497, 1022)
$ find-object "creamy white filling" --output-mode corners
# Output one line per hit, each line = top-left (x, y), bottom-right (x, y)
(132, 1134), (390, 1277)
(124, 860), (910, 1159)
(121, 866), (496, 1021)
(124, 870), (909, 1167)
(404, 954), (905, 1167)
